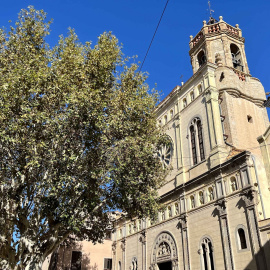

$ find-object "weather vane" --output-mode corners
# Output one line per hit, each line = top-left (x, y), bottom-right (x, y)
(208, 0), (214, 19)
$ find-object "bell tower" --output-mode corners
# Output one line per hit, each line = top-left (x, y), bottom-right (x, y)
(189, 16), (249, 74)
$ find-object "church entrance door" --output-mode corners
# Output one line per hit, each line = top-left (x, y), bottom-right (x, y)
(158, 261), (172, 270)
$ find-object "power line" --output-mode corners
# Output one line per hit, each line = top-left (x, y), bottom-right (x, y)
(139, 0), (170, 73)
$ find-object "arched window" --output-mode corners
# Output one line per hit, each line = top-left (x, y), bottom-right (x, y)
(170, 109), (174, 119)
(198, 84), (203, 94)
(168, 206), (172, 217)
(183, 98), (187, 108)
(197, 120), (205, 160)
(128, 224), (132, 234)
(200, 238), (215, 270)
(230, 44), (243, 71)
(161, 210), (165, 221)
(119, 229), (122, 238)
(230, 177), (238, 192)
(175, 203), (179, 215)
(118, 261), (121, 270)
(138, 220), (142, 231)
(164, 115), (168, 124)
(133, 221), (137, 232)
(198, 50), (207, 67)
(208, 187), (214, 201)
(199, 191), (204, 205)
(238, 228), (247, 250)
(190, 195), (195, 209)
(190, 91), (195, 101)
(130, 258), (138, 270)
(189, 117), (205, 165)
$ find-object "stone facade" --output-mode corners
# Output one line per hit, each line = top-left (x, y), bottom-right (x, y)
(43, 16), (270, 270)
(113, 17), (270, 270)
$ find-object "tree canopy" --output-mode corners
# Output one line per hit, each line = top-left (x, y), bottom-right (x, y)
(0, 6), (167, 270)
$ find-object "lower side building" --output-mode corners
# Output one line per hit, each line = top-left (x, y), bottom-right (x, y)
(42, 238), (113, 270)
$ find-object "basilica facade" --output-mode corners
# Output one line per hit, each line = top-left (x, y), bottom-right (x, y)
(112, 16), (270, 270)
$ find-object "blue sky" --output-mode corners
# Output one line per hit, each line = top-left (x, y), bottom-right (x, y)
(1, 0), (269, 103)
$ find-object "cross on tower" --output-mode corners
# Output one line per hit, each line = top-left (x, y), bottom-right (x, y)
(208, 0), (214, 19)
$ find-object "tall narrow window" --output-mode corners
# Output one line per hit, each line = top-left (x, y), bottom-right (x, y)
(208, 187), (214, 201)
(238, 228), (247, 249)
(230, 177), (238, 192)
(198, 50), (207, 67)
(190, 125), (197, 165)
(170, 109), (174, 119)
(199, 191), (204, 205)
(168, 206), (172, 218)
(175, 203), (179, 215)
(200, 238), (215, 270)
(230, 44), (243, 71)
(189, 118), (205, 166)
(71, 251), (82, 270)
(164, 115), (168, 124)
(190, 195), (195, 209)
(183, 98), (187, 108)
(118, 261), (121, 270)
(198, 84), (202, 94)
(161, 211), (165, 221)
(190, 91), (195, 101)
(197, 120), (205, 160)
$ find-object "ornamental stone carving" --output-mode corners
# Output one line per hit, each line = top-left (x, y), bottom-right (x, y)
(241, 187), (256, 208)
(139, 229), (147, 245)
(158, 242), (171, 257)
(215, 199), (227, 216)
(112, 241), (117, 255)
(179, 214), (188, 230)
(121, 239), (126, 251)
(151, 232), (178, 264)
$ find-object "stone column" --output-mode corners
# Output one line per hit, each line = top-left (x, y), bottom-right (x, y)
(112, 241), (117, 270)
(215, 199), (234, 270)
(205, 87), (224, 148)
(241, 188), (267, 270)
(139, 230), (147, 270)
(174, 117), (183, 169)
(121, 239), (126, 270)
(179, 214), (190, 270)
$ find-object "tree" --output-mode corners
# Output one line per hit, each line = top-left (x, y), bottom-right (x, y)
(0, 7), (167, 270)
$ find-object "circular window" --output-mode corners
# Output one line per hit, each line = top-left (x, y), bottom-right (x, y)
(158, 144), (172, 167)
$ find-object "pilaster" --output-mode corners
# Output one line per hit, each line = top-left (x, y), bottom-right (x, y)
(139, 229), (147, 270)
(215, 199), (234, 270)
(179, 214), (190, 270)
(121, 238), (126, 270)
(241, 188), (267, 270)
(205, 86), (227, 166)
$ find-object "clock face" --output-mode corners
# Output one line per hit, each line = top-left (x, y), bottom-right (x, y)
(158, 144), (172, 167)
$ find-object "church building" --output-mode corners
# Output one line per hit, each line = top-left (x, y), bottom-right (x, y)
(113, 16), (270, 270)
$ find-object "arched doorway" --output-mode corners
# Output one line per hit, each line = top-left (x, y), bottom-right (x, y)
(150, 232), (178, 270)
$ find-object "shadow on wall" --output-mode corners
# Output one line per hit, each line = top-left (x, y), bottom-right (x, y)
(244, 241), (270, 270)
(48, 240), (97, 270)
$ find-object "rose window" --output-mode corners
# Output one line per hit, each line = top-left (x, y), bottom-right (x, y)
(158, 144), (172, 167)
